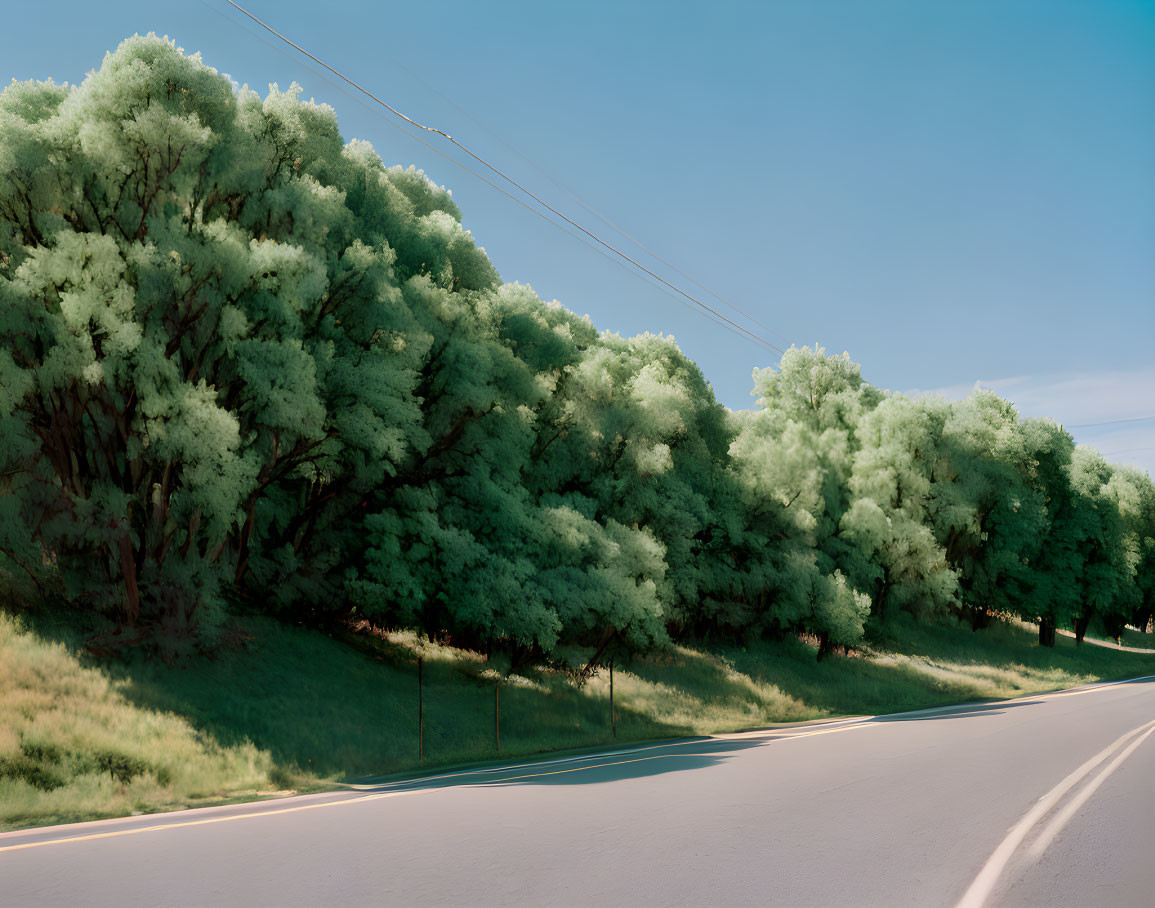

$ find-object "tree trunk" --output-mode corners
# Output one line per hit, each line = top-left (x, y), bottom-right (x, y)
(1073, 614), (1089, 645)
(1039, 616), (1056, 648)
(873, 580), (891, 621)
(816, 631), (833, 663)
(234, 499), (257, 585)
(117, 533), (140, 626)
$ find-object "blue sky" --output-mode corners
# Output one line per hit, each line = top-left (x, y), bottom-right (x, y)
(3, 1), (1153, 473)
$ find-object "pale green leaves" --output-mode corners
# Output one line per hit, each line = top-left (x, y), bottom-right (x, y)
(3, 34), (1151, 661)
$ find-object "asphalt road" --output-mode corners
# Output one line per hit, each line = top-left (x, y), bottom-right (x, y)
(3, 676), (1154, 907)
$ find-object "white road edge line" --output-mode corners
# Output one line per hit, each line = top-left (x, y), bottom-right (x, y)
(956, 717), (1155, 908)
(1027, 725), (1155, 860)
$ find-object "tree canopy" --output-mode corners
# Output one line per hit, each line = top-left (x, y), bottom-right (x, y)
(1, 36), (1151, 659)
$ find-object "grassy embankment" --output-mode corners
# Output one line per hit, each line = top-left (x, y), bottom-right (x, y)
(1116, 628), (1155, 650)
(3, 606), (1154, 832)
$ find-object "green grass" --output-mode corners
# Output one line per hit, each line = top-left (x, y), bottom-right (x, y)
(621, 615), (1155, 731)
(1115, 628), (1155, 650)
(0, 612), (273, 831)
(3, 606), (1154, 832)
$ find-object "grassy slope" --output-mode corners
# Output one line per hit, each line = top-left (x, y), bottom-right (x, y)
(0, 612), (273, 831)
(1116, 628), (1155, 650)
(3, 607), (1154, 831)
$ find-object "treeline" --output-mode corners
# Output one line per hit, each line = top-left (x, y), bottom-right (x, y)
(1, 37), (1152, 661)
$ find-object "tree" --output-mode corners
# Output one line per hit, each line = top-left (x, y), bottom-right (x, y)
(723, 346), (877, 653)
(1106, 466), (1155, 634)
(1015, 420), (1081, 646)
(0, 37), (481, 648)
(930, 391), (1044, 629)
(5, 35), (1148, 667)
(347, 285), (672, 658)
(840, 395), (958, 621)
(1066, 448), (1136, 642)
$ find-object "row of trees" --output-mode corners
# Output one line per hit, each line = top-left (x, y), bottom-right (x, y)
(1, 37), (1151, 660)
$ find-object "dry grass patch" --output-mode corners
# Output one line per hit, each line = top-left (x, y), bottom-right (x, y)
(0, 612), (274, 831)
(4, 607), (1153, 832)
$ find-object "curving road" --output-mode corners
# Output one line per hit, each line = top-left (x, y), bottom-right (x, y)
(3, 676), (1155, 907)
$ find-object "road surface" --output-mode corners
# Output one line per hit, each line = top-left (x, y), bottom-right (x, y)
(3, 676), (1154, 906)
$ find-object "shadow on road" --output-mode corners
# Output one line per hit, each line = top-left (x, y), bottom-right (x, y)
(372, 676), (1155, 791)
(868, 699), (1040, 723)
(869, 676), (1155, 725)
(360, 730), (813, 792)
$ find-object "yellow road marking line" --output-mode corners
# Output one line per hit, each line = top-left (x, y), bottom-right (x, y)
(1044, 676), (1155, 700)
(474, 753), (686, 784)
(0, 790), (421, 854)
(5, 677), (1149, 856)
(349, 677), (1154, 793)
(0, 722), (877, 855)
(777, 723), (874, 740)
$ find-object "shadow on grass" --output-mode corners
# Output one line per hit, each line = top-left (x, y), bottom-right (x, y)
(13, 607), (694, 781)
(14, 605), (1155, 791)
(703, 616), (1155, 722)
(364, 694), (1038, 792)
(613, 629), (998, 724)
(641, 635), (992, 719)
(868, 614), (1155, 673)
(367, 672), (1155, 793)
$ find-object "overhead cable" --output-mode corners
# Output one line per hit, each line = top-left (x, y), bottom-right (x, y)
(1069, 416), (1155, 429)
(221, 0), (785, 355)
(204, 6), (759, 343)
(357, 52), (791, 345)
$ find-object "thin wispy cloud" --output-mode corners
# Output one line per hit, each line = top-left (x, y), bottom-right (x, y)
(912, 367), (1155, 477)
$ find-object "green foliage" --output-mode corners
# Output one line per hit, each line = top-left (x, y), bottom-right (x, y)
(0, 755), (65, 792)
(929, 391), (1041, 625)
(93, 751), (149, 785)
(841, 394), (958, 620)
(1, 36), (1152, 662)
(0, 36), (510, 648)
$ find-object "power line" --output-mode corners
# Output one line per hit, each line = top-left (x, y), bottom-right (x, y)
(392, 127), (749, 339)
(1102, 447), (1155, 457)
(363, 55), (792, 345)
(221, 0), (785, 356)
(569, 205), (793, 345)
(1069, 416), (1155, 429)
(201, 1), (758, 344)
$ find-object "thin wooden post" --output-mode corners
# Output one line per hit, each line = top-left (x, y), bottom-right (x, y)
(418, 656), (424, 764)
(610, 657), (616, 738)
(495, 683), (501, 753)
